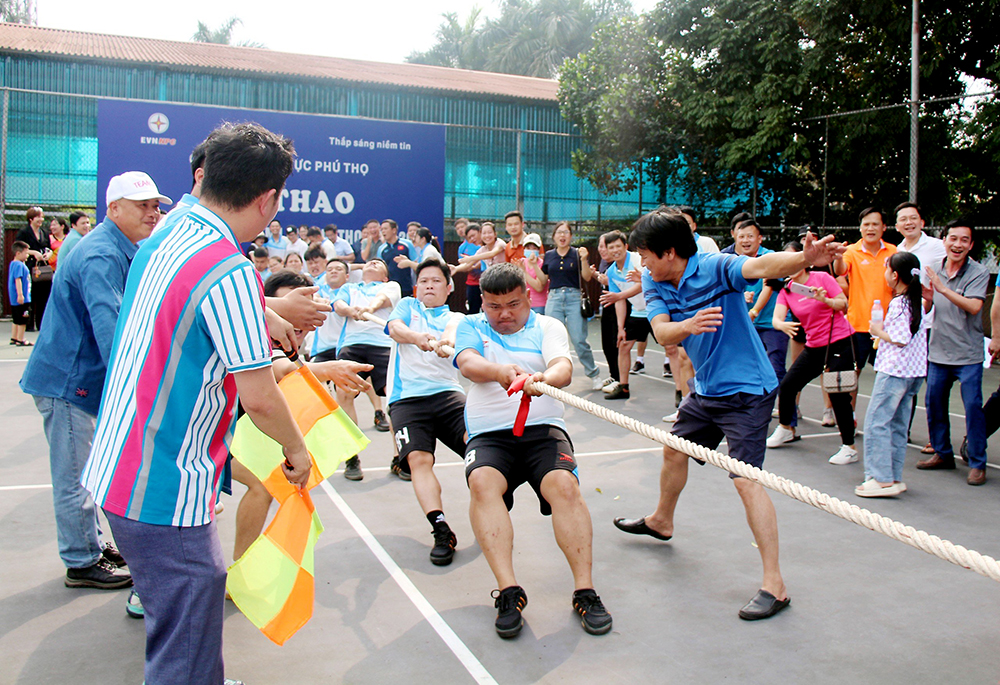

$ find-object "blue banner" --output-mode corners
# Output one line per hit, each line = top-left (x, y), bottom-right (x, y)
(97, 100), (446, 245)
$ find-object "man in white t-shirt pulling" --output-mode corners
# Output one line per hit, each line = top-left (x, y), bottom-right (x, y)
(454, 263), (612, 639)
(385, 260), (467, 565)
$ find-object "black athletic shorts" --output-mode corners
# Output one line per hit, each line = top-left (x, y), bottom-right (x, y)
(310, 348), (339, 363)
(388, 391), (467, 473)
(10, 303), (29, 325)
(337, 344), (390, 396)
(671, 387), (778, 479)
(852, 332), (874, 371)
(624, 315), (651, 343)
(464, 425), (577, 516)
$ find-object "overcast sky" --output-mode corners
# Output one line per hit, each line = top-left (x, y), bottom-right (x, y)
(37, 0), (661, 66)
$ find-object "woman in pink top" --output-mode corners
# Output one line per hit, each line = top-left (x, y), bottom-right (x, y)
(766, 240), (859, 465)
(520, 233), (548, 313)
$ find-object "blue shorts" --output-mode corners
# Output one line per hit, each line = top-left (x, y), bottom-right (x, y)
(671, 388), (778, 478)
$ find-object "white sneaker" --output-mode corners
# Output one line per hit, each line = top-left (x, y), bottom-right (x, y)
(662, 411), (679, 423)
(591, 376), (605, 391)
(602, 381), (620, 395)
(828, 445), (859, 465)
(766, 425), (796, 448)
(820, 408), (836, 426)
(854, 479), (902, 497)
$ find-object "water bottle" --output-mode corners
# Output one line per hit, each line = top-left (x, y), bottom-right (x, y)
(870, 300), (883, 346)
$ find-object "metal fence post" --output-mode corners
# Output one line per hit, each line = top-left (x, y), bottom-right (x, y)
(1, 87), (8, 234)
(515, 130), (523, 213)
(909, 0), (920, 202)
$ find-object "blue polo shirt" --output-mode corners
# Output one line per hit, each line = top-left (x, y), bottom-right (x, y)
(378, 238), (418, 293)
(642, 252), (777, 398)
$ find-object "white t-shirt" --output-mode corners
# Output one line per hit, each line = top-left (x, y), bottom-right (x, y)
(385, 298), (464, 404)
(454, 312), (572, 437)
(310, 281), (346, 357)
(333, 281), (402, 348)
(607, 252), (647, 317)
(897, 231), (946, 285)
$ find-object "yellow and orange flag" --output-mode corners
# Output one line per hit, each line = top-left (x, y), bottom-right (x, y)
(227, 366), (369, 645)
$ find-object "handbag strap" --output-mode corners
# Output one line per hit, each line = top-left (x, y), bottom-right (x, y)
(822, 309), (858, 371)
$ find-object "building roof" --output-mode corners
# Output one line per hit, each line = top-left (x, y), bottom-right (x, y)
(0, 22), (560, 102)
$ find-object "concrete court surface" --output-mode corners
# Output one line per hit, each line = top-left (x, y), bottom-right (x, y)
(2, 326), (1000, 685)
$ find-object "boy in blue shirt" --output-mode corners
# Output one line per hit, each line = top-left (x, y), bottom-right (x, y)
(8, 241), (32, 346)
(614, 210), (844, 621)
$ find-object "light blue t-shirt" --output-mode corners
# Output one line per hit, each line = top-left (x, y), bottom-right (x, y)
(740, 246), (777, 330)
(265, 235), (290, 259)
(607, 251), (647, 318)
(643, 252), (777, 398)
(385, 298), (465, 404)
(310, 281), (345, 357)
(333, 280), (402, 348)
(454, 312), (572, 437)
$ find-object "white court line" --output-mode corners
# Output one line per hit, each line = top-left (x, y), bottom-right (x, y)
(319, 480), (498, 685)
(0, 483), (52, 491)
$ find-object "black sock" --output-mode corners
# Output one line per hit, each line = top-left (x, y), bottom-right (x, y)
(621, 384), (629, 391)
(427, 510), (447, 528)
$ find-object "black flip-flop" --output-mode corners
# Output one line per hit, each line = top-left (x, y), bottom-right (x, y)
(613, 517), (672, 541)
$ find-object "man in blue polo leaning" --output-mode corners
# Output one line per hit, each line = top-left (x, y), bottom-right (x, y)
(614, 209), (845, 621)
(21, 170), (172, 591)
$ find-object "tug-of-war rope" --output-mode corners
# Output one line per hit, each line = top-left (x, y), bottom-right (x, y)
(359, 312), (1000, 582)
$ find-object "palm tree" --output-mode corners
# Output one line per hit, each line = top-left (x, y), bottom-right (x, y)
(407, 8), (485, 70)
(1, 0), (37, 24)
(192, 17), (266, 48)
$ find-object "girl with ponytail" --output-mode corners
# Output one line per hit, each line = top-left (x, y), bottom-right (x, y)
(856, 251), (929, 497)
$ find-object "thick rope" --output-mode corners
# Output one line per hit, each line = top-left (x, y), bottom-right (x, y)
(357, 311), (1000, 582)
(533, 381), (1000, 583)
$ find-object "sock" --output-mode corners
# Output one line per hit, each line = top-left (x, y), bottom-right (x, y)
(636, 356), (644, 363)
(427, 510), (447, 528)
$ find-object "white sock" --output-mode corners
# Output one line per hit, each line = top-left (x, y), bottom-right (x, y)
(636, 356), (644, 363)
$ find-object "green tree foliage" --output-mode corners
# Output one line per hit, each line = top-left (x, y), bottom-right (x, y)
(1, 0), (37, 24)
(192, 17), (266, 49)
(559, 0), (1000, 224)
(408, 0), (632, 78)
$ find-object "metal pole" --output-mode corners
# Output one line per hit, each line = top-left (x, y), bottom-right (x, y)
(637, 160), (643, 216)
(822, 117), (829, 228)
(1, 88), (8, 317)
(909, 0), (919, 202)
(515, 131), (523, 213)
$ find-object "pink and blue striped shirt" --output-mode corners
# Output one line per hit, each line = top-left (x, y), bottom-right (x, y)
(82, 202), (272, 527)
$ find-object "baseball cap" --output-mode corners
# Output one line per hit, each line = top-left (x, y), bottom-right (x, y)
(523, 232), (543, 247)
(105, 171), (173, 207)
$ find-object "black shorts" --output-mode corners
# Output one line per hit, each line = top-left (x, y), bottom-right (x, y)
(671, 388), (778, 479)
(852, 332), (874, 370)
(624, 316), (651, 343)
(464, 425), (576, 516)
(10, 303), (29, 325)
(311, 348), (339, 363)
(337, 344), (390, 396)
(388, 391), (467, 472)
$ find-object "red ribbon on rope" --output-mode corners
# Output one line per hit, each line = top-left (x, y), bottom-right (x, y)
(506, 374), (533, 437)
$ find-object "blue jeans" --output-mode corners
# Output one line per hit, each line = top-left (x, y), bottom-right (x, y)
(544, 287), (598, 378)
(862, 373), (924, 482)
(33, 395), (103, 569)
(926, 361), (986, 468)
(106, 512), (227, 685)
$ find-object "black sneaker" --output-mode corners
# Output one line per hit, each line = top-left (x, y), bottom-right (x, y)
(344, 456), (363, 481)
(390, 456), (411, 481)
(663, 363), (672, 378)
(102, 542), (127, 568)
(572, 589), (612, 635)
(374, 410), (390, 432)
(430, 526), (457, 566)
(630, 360), (645, 375)
(605, 384), (630, 400)
(492, 585), (527, 638)
(65, 557), (133, 589)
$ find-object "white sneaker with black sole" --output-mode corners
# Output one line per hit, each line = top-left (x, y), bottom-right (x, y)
(766, 426), (796, 448)
(828, 445), (859, 465)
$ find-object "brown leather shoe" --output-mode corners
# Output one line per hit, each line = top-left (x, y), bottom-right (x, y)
(916, 454), (956, 470)
(967, 468), (986, 486)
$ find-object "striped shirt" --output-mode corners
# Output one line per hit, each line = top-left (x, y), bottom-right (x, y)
(82, 202), (272, 527)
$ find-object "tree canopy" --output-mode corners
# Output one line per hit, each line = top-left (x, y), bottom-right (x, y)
(1, 0), (37, 24)
(192, 17), (266, 49)
(558, 0), (1000, 225)
(407, 0), (632, 78)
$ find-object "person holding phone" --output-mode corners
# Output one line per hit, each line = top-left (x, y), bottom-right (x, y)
(766, 241), (859, 465)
